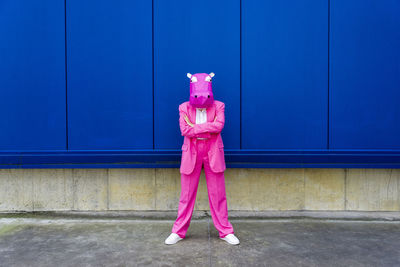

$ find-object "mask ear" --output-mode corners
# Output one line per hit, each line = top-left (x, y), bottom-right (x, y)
(209, 72), (215, 78)
(187, 73), (192, 79)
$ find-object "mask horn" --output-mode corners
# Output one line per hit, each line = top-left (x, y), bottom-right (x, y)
(187, 73), (192, 79)
(209, 72), (215, 78)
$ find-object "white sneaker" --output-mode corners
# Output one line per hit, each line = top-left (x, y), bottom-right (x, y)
(164, 233), (183, 245)
(220, 234), (240, 245)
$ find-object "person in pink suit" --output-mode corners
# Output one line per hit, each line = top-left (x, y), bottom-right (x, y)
(165, 72), (240, 245)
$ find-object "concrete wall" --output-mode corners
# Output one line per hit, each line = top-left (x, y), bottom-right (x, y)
(0, 168), (399, 212)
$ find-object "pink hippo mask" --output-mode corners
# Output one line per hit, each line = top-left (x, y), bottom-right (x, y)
(187, 72), (215, 108)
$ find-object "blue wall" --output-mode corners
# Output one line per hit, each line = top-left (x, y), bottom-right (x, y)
(0, 1), (66, 150)
(0, 0), (399, 168)
(330, 0), (400, 149)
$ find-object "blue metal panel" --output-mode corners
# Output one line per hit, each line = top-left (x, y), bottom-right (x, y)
(242, 0), (328, 149)
(0, 0), (66, 150)
(1, 0), (400, 168)
(154, 0), (240, 149)
(330, 0), (400, 149)
(66, 0), (153, 149)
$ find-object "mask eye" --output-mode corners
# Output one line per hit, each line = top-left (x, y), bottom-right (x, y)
(191, 76), (198, 83)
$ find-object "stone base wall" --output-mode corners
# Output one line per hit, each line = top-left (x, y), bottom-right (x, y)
(0, 168), (399, 212)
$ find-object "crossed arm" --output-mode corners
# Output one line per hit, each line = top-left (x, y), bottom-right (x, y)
(179, 103), (225, 138)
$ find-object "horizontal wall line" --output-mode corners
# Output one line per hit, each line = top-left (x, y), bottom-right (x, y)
(1, 150), (400, 169)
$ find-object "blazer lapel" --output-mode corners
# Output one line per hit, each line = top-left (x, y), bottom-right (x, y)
(206, 103), (216, 122)
(188, 103), (196, 124)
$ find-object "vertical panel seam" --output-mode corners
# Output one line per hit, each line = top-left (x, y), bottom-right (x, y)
(72, 169), (76, 210)
(240, 0), (242, 150)
(327, 0), (330, 150)
(153, 169), (157, 210)
(344, 168), (347, 210)
(32, 170), (35, 211)
(65, 0), (69, 150)
(107, 168), (110, 210)
(303, 168), (306, 210)
(152, 0), (155, 150)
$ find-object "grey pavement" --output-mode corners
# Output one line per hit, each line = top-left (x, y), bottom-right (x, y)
(1, 211), (400, 267)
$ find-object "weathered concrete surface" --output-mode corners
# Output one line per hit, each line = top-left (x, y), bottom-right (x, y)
(33, 169), (74, 211)
(1, 168), (400, 212)
(226, 169), (305, 210)
(109, 169), (156, 210)
(0, 169), (35, 211)
(1, 213), (400, 267)
(72, 169), (108, 211)
(304, 169), (345, 210)
(346, 169), (400, 211)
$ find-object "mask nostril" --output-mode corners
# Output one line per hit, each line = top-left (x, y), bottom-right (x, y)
(208, 95), (210, 98)
(195, 95), (197, 98)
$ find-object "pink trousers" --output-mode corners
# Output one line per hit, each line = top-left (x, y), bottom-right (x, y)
(172, 138), (235, 238)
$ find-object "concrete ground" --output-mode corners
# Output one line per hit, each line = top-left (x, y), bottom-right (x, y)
(1, 211), (400, 267)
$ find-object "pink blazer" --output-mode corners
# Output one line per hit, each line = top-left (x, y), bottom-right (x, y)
(178, 100), (226, 174)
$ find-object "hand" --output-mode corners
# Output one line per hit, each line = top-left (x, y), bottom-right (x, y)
(184, 115), (194, 127)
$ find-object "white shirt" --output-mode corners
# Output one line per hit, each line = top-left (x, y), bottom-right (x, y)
(195, 108), (207, 124)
